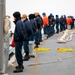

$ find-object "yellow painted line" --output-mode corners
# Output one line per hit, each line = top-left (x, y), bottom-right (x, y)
(34, 48), (50, 52)
(57, 48), (74, 52)
(29, 40), (46, 75)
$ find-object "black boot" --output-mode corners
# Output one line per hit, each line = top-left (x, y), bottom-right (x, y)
(15, 65), (24, 69)
(34, 44), (39, 48)
(23, 53), (30, 61)
(13, 64), (24, 73)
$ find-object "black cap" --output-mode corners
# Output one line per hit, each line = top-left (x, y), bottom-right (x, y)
(29, 14), (35, 20)
(13, 11), (21, 19)
(56, 15), (58, 17)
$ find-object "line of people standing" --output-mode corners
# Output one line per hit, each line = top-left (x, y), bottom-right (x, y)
(12, 11), (43, 73)
(42, 13), (75, 39)
(12, 11), (75, 73)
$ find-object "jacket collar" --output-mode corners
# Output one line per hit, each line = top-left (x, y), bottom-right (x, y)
(13, 17), (21, 24)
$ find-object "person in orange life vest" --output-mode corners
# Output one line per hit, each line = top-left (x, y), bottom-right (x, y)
(66, 16), (72, 29)
(42, 12), (49, 39)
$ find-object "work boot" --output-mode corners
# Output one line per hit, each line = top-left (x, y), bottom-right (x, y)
(23, 53), (30, 61)
(13, 65), (23, 73)
(40, 40), (43, 42)
(34, 44), (39, 48)
(56, 31), (59, 34)
(15, 65), (24, 69)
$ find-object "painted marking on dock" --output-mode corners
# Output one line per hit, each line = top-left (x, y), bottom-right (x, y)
(57, 48), (74, 52)
(34, 48), (50, 52)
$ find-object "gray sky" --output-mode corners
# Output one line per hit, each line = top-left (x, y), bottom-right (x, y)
(6, 0), (75, 32)
(6, 0), (75, 17)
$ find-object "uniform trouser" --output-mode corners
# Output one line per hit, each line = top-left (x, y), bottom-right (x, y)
(29, 32), (35, 41)
(48, 26), (52, 35)
(43, 26), (49, 35)
(62, 24), (66, 30)
(60, 24), (64, 31)
(51, 24), (55, 33)
(71, 22), (74, 29)
(65, 24), (67, 29)
(15, 41), (23, 65)
(35, 30), (40, 45)
(39, 28), (42, 42)
(56, 24), (59, 33)
(47, 26), (51, 35)
(23, 41), (29, 53)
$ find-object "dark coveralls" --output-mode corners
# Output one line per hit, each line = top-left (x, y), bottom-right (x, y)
(35, 15), (43, 45)
(60, 17), (64, 31)
(29, 19), (38, 41)
(55, 15), (60, 33)
(48, 16), (55, 34)
(14, 18), (27, 66)
(38, 15), (43, 42)
(23, 19), (33, 55)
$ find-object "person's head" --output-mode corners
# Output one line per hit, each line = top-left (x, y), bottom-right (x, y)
(60, 15), (63, 19)
(28, 14), (35, 20)
(21, 14), (27, 21)
(56, 15), (58, 17)
(50, 13), (53, 17)
(13, 11), (21, 20)
(42, 12), (46, 17)
(34, 12), (39, 16)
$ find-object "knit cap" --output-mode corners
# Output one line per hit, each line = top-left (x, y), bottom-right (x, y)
(13, 11), (21, 18)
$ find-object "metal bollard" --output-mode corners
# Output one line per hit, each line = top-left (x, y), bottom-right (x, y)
(29, 41), (36, 58)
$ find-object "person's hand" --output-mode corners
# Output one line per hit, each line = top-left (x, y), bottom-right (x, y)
(36, 29), (38, 32)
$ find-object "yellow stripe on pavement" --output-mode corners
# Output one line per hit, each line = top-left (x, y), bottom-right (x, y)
(34, 48), (50, 52)
(57, 48), (74, 52)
